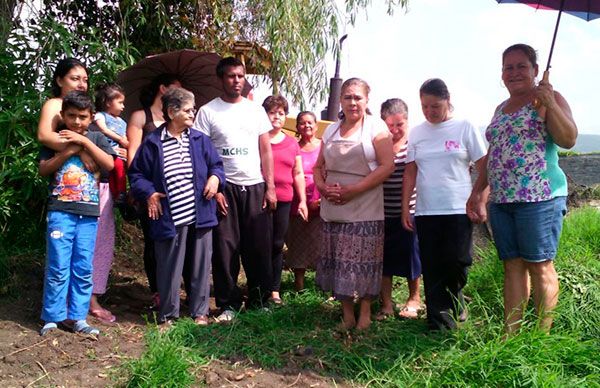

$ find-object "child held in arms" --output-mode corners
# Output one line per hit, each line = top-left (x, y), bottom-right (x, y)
(38, 91), (115, 336)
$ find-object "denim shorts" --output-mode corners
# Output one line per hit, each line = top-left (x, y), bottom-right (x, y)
(489, 197), (567, 262)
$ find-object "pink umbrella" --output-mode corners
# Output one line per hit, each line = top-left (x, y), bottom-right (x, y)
(117, 50), (252, 119)
(496, 1), (600, 74)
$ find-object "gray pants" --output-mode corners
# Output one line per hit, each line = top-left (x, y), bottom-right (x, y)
(154, 225), (212, 322)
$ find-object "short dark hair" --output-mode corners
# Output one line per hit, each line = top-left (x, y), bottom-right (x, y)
(94, 83), (124, 112)
(419, 78), (450, 100)
(216, 57), (245, 78)
(51, 58), (88, 97)
(161, 87), (195, 123)
(380, 98), (408, 120)
(503, 43), (538, 68)
(62, 91), (94, 114)
(296, 111), (317, 124)
(262, 95), (289, 114)
(139, 73), (181, 108)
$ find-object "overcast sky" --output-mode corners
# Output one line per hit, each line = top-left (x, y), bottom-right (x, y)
(253, 0), (600, 135)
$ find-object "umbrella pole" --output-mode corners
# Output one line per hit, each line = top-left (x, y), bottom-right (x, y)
(545, 0), (566, 73)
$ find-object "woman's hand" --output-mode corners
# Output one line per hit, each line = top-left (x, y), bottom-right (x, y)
(297, 201), (309, 221)
(147, 192), (166, 220)
(534, 72), (557, 111)
(115, 146), (128, 160)
(401, 209), (414, 232)
(466, 193), (487, 224)
(323, 182), (357, 205)
(58, 130), (86, 145)
(203, 175), (220, 200)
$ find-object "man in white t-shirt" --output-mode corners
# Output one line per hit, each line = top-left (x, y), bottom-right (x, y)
(194, 57), (276, 321)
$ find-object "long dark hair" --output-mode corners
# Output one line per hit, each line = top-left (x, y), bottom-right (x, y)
(51, 58), (88, 97)
(139, 73), (180, 108)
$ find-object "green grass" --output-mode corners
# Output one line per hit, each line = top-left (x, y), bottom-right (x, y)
(123, 207), (600, 387)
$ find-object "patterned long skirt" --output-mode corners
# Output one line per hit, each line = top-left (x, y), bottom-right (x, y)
(316, 220), (384, 301)
(284, 215), (321, 270)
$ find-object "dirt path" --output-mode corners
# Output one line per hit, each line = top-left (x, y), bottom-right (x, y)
(0, 223), (349, 387)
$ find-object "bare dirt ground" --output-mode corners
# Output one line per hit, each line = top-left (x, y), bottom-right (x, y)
(0, 222), (349, 387)
(1, 154), (597, 387)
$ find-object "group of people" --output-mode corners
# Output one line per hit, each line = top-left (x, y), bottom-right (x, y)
(37, 42), (577, 336)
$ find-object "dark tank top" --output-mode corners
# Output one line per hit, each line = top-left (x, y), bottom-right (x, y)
(142, 106), (158, 137)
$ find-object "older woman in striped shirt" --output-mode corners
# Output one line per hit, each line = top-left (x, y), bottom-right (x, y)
(129, 88), (225, 327)
(377, 98), (421, 321)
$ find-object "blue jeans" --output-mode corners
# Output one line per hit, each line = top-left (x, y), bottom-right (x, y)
(489, 197), (567, 262)
(41, 211), (98, 322)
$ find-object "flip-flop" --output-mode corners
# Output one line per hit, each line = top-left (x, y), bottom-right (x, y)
(398, 305), (420, 319)
(90, 308), (116, 324)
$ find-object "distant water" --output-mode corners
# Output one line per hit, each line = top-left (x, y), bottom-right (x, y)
(569, 134), (600, 153)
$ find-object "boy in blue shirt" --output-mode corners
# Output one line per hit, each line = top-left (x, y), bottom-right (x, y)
(39, 91), (115, 336)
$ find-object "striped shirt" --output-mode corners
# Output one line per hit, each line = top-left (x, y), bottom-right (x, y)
(161, 128), (196, 227)
(383, 144), (416, 218)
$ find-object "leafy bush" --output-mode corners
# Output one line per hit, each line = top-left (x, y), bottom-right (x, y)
(0, 4), (138, 289)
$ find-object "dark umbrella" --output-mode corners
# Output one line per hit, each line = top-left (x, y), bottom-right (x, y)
(117, 50), (252, 119)
(496, 1), (600, 74)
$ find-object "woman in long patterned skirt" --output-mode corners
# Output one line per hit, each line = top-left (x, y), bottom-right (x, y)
(314, 78), (394, 331)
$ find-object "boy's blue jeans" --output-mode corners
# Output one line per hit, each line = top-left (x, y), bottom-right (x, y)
(41, 211), (98, 322)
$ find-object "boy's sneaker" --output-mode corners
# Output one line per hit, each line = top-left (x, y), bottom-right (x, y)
(215, 309), (236, 323)
(74, 320), (100, 335)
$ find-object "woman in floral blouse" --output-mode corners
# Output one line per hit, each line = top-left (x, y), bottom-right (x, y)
(468, 43), (578, 334)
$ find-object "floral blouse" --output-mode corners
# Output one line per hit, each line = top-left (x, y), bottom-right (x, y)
(486, 102), (567, 203)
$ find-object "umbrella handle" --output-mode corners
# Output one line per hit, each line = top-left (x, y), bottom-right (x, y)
(533, 70), (550, 109)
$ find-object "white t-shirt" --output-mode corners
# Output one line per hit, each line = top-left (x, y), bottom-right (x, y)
(407, 118), (486, 215)
(321, 115), (389, 171)
(194, 97), (272, 185)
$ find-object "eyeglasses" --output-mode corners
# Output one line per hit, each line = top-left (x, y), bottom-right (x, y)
(180, 108), (196, 115)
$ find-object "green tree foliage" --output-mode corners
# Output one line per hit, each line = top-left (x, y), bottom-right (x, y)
(0, 0), (407, 246)
(0, 1), (137, 245)
(192, 0), (408, 105)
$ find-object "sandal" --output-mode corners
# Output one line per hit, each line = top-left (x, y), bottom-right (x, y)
(90, 308), (116, 324)
(398, 305), (421, 320)
(158, 319), (174, 333)
(194, 316), (209, 326)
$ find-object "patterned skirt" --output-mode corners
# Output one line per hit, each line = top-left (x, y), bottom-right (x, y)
(316, 220), (384, 300)
(284, 215), (321, 270)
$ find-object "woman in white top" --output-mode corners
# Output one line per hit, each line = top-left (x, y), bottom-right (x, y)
(401, 78), (487, 331)
(313, 78), (394, 331)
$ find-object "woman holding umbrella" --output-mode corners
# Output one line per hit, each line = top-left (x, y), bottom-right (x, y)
(469, 43), (577, 334)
